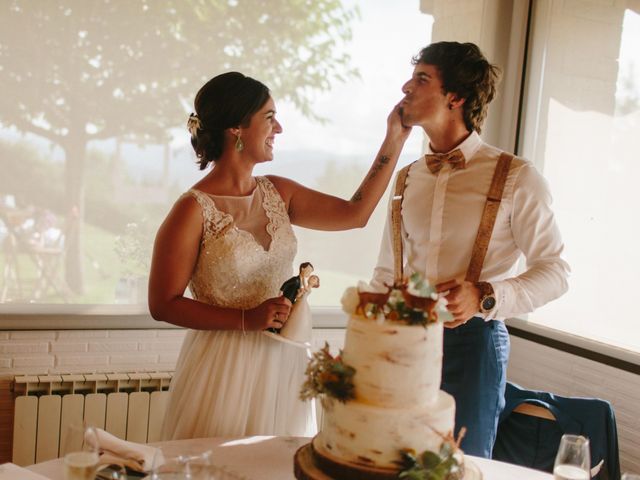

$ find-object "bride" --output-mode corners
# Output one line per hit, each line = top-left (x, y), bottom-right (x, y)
(148, 71), (410, 440)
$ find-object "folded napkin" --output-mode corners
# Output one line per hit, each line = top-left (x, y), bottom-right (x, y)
(91, 428), (161, 472)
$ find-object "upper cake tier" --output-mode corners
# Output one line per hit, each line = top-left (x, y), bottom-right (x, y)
(341, 315), (443, 408)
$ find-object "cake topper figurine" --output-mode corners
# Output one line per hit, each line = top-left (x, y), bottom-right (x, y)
(280, 262), (314, 304)
(264, 262), (317, 348)
(278, 274), (319, 346)
(267, 262), (314, 334)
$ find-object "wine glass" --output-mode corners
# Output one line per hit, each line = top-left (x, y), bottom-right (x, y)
(61, 424), (100, 480)
(149, 445), (213, 479)
(553, 434), (591, 480)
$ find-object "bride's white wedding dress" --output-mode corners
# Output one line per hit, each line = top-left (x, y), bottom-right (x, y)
(160, 177), (316, 440)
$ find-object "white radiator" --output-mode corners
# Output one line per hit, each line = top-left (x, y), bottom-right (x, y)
(12, 372), (173, 467)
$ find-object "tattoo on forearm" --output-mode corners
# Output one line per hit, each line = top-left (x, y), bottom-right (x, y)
(352, 155), (390, 202)
(367, 155), (390, 181)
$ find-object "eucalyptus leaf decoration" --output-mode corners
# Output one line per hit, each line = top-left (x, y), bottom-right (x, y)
(408, 272), (437, 298)
(398, 442), (463, 480)
(300, 342), (355, 402)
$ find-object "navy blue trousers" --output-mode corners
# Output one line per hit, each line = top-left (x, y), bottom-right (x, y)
(441, 317), (510, 458)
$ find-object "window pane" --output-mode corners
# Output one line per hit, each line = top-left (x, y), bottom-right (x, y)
(520, 1), (640, 352)
(0, 1), (432, 310)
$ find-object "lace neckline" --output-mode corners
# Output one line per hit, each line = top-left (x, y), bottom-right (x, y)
(197, 183), (258, 200)
(189, 177), (286, 253)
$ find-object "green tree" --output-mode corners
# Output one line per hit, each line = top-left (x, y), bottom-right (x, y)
(0, 0), (358, 292)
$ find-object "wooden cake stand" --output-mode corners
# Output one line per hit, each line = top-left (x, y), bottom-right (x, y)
(294, 438), (482, 480)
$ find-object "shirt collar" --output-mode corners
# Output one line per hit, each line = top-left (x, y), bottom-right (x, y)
(426, 130), (482, 164)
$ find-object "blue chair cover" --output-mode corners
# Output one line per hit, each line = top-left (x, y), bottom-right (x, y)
(492, 382), (620, 480)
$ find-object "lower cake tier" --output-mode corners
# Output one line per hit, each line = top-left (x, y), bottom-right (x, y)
(316, 390), (455, 469)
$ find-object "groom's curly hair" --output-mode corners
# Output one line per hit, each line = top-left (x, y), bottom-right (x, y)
(413, 42), (501, 134)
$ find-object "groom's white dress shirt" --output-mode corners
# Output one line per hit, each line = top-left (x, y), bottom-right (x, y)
(371, 131), (570, 321)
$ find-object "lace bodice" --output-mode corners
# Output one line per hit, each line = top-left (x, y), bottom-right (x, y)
(186, 177), (297, 310)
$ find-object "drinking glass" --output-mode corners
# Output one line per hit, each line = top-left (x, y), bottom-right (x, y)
(149, 445), (213, 480)
(553, 434), (591, 480)
(61, 424), (100, 480)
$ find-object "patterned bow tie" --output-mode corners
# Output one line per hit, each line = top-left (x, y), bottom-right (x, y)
(425, 149), (466, 174)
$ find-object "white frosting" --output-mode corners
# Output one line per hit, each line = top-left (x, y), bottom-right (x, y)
(316, 314), (454, 470)
(316, 391), (455, 468)
(341, 315), (443, 408)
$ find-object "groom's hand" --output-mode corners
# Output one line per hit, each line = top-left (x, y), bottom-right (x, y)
(436, 280), (481, 328)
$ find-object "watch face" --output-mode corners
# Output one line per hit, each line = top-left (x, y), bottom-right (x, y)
(482, 296), (496, 311)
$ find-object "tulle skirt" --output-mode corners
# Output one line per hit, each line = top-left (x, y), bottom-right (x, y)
(161, 329), (316, 440)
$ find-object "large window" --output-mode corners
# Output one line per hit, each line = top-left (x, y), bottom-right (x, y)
(3, 0), (638, 359)
(0, 1), (432, 311)
(518, 0), (640, 353)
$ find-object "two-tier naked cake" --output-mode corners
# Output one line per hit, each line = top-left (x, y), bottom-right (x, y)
(295, 275), (469, 480)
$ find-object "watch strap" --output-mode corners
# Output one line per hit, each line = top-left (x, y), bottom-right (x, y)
(476, 281), (496, 313)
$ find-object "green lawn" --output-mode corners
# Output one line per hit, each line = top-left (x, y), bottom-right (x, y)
(0, 224), (137, 304)
(1, 225), (366, 306)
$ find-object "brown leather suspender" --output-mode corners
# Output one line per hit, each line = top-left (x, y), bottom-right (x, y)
(464, 152), (513, 282)
(391, 164), (411, 286)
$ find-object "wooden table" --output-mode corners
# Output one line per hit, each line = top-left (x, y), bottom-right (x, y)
(27, 435), (554, 479)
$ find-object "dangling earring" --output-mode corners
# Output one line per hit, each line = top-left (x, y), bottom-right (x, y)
(235, 134), (244, 152)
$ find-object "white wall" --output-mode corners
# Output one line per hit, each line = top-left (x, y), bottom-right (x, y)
(0, 329), (185, 375)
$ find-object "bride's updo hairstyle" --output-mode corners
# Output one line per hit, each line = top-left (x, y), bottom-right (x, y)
(189, 72), (270, 170)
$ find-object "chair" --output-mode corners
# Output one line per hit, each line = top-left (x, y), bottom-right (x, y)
(0, 207), (71, 302)
(492, 382), (620, 480)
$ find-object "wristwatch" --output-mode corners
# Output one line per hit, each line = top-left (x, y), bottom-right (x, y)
(476, 282), (496, 314)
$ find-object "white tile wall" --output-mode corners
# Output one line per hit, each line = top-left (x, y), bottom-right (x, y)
(55, 355), (109, 367)
(0, 328), (344, 375)
(50, 342), (88, 353)
(0, 343), (48, 354)
(0, 329), (187, 375)
(57, 331), (108, 339)
(12, 356), (55, 368)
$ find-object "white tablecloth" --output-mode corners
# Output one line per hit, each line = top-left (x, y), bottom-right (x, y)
(27, 435), (553, 479)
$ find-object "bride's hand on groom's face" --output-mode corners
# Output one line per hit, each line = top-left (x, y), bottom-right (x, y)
(245, 296), (292, 331)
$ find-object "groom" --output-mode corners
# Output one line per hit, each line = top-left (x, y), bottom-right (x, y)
(369, 41), (569, 457)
